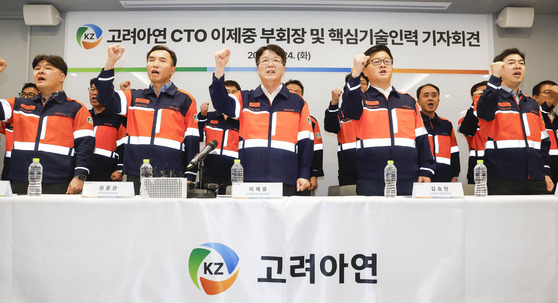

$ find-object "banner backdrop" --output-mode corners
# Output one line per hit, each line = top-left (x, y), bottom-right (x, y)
(1, 196), (557, 303)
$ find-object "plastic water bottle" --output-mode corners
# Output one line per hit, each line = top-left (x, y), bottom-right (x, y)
(231, 159), (244, 184)
(384, 160), (397, 198)
(474, 159), (488, 197)
(27, 158), (42, 196)
(140, 159), (153, 178)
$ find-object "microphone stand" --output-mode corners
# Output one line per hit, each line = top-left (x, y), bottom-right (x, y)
(187, 159), (217, 198)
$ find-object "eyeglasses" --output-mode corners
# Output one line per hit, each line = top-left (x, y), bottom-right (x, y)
(19, 92), (37, 98)
(259, 58), (283, 66)
(367, 58), (393, 66)
(88, 87), (98, 92)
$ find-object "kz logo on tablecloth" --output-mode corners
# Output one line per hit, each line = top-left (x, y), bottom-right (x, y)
(188, 243), (240, 295)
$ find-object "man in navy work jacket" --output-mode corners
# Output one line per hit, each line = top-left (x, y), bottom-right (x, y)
(476, 48), (553, 195)
(209, 45), (314, 196)
(0, 55), (94, 194)
(95, 44), (199, 194)
(341, 44), (435, 196)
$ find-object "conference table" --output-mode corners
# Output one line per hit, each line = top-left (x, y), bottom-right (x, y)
(1, 195), (557, 302)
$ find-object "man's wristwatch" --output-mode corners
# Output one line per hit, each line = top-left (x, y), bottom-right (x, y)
(74, 174), (87, 181)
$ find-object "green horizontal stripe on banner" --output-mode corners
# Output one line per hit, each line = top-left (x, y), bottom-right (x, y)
(68, 67), (208, 72)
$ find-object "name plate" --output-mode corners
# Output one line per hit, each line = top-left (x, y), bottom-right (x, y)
(412, 182), (464, 199)
(0, 181), (12, 197)
(82, 181), (135, 198)
(231, 182), (283, 198)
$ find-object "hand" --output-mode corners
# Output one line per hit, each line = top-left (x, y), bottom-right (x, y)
(200, 102), (209, 116)
(0, 58), (6, 73)
(451, 177), (458, 182)
(490, 61), (504, 78)
(352, 54), (369, 78)
(545, 175), (554, 193)
(66, 178), (84, 194)
(308, 176), (318, 191)
(331, 88), (342, 105)
(214, 48), (230, 78)
(110, 170), (123, 181)
(296, 178), (310, 192)
(105, 44), (125, 70)
(119, 80), (131, 91)
(418, 176), (431, 183)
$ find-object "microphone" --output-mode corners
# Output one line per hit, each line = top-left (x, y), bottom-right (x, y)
(186, 140), (218, 170)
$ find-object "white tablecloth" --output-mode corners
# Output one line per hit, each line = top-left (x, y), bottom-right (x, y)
(1, 195), (557, 303)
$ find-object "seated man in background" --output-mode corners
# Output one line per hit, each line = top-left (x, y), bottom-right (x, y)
(88, 78), (126, 181)
(196, 80), (241, 195)
(533, 80), (558, 190)
(416, 83), (460, 182)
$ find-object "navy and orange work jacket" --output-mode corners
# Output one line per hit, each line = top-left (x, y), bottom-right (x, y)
(540, 102), (558, 184)
(341, 75), (435, 182)
(458, 97), (488, 184)
(476, 75), (550, 180)
(0, 92), (94, 183)
(0, 122), (13, 180)
(209, 75), (313, 186)
(324, 102), (357, 185)
(421, 112), (460, 182)
(197, 110), (239, 178)
(95, 69), (199, 180)
(310, 116), (324, 178)
(89, 108), (127, 181)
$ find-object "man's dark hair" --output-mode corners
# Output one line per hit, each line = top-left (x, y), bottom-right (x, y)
(32, 55), (68, 76)
(147, 45), (177, 67)
(493, 48), (525, 63)
(364, 44), (393, 60)
(470, 81), (488, 97)
(416, 83), (440, 98)
(285, 79), (304, 96)
(255, 44), (287, 66)
(21, 82), (38, 92)
(224, 80), (241, 91)
(532, 80), (558, 96)
(89, 78), (97, 88)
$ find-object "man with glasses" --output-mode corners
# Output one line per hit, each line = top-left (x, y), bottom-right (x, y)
(0, 55), (94, 194)
(341, 44), (435, 196)
(533, 80), (558, 190)
(88, 78), (126, 181)
(210, 45), (313, 196)
(477, 48), (554, 194)
(0, 83), (39, 180)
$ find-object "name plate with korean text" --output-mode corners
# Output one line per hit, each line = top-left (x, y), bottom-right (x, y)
(0, 181), (12, 197)
(412, 182), (464, 199)
(232, 182), (283, 198)
(82, 182), (135, 198)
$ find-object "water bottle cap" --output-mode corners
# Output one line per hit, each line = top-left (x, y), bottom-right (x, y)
(234, 159), (240, 164)
(143, 159), (150, 163)
(387, 160), (394, 164)
(32, 158), (40, 162)
(477, 159), (484, 164)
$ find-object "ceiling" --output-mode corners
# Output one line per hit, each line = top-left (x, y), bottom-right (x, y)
(1, 0), (557, 18)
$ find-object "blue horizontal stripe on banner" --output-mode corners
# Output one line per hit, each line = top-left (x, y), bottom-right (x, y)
(206, 67), (351, 72)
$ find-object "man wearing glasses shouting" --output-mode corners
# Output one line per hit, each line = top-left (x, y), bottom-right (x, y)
(341, 44), (435, 196)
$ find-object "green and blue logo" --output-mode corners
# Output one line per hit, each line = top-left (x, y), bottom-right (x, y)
(76, 24), (103, 49)
(189, 242), (239, 295)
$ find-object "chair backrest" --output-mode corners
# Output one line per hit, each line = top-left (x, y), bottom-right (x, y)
(339, 185), (357, 196)
(328, 185), (340, 196)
